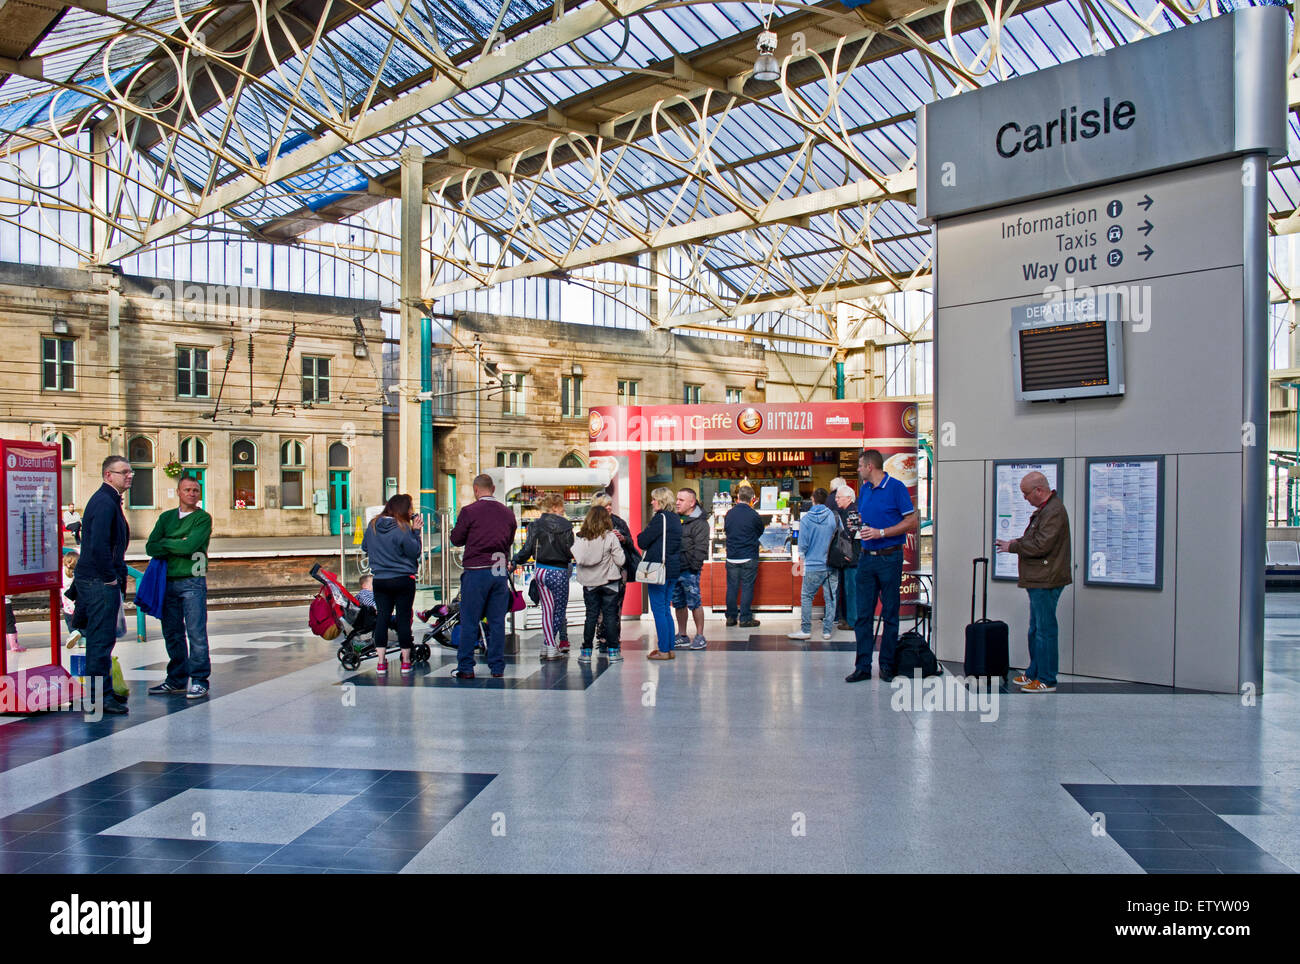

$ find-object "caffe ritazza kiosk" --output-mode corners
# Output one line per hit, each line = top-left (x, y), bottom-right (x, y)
(587, 401), (919, 616)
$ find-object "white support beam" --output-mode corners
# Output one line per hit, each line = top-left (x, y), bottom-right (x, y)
(100, 0), (662, 265)
(429, 170), (918, 298)
(665, 270), (933, 329)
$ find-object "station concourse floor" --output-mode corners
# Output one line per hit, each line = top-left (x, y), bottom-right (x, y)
(0, 596), (1298, 875)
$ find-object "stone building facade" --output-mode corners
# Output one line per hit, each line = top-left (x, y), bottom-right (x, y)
(0, 261), (384, 540)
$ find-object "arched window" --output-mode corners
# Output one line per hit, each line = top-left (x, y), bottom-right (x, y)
(232, 439), (258, 508)
(328, 441), (350, 468)
(280, 439), (306, 508)
(127, 435), (155, 508)
(59, 434), (75, 504)
(180, 436), (207, 466)
(559, 452), (585, 469)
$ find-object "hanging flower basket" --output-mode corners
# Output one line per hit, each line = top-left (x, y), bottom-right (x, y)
(235, 499), (247, 509)
(163, 459), (183, 479)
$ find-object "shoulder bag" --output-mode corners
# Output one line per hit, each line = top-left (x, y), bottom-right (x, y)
(634, 513), (668, 585)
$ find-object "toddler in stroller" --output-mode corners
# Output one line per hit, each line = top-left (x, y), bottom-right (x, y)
(418, 594), (488, 655)
(310, 564), (432, 671)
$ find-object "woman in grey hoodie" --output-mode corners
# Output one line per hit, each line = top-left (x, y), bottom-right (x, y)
(571, 504), (625, 663)
(361, 494), (423, 675)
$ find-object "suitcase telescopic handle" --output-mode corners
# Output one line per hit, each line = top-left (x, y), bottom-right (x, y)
(971, 556), (990, 623)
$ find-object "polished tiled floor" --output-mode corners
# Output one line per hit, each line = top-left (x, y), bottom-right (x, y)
(1, 596), (1298, 873)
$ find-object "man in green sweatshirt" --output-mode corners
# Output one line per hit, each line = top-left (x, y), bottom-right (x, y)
(145, 475), (214, 699)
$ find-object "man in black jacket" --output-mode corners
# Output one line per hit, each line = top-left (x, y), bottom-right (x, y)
(724, 485), (765, 628)
(673, 488), (709, 650)
(75, 455), (133, 715)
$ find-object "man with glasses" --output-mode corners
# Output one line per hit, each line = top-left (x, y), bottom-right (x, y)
(74, 456), (133, 715)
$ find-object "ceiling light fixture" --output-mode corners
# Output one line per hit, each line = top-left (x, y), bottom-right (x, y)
(753, 30), (780, 83)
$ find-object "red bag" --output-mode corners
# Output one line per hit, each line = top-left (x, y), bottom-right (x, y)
(308, 589), (339, 637)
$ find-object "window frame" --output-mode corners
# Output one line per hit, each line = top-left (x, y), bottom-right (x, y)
(280, 439), (307, 509)
(41, 335), (76, 392)
(683, 383), (702, 405)
(60, 433), (75, 505)
(302, 355), (332, 404)
(617, 379), (638, 404)
(501, 372), (526, 416)
(126, 434), (155, 509)
(232, 438), (259, 509)
(176, 346), (211, 399)
(725, 387), (743, 404)
(560, 374), (584, 418)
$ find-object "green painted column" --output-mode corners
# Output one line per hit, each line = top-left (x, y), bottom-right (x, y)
(420, 316), (435, 517)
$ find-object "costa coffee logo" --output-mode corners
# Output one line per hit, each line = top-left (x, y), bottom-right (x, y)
(588, 410), (605, 438)
(737, 408), (763, 435)
(901, 404), (918, 435)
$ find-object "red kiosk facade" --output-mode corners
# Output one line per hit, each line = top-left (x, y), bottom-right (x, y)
(588, 401), (919, 616)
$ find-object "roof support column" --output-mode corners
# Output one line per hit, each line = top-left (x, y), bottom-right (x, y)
(398, 146), (427, 505)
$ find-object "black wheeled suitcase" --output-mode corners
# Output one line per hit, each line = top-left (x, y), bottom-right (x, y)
(964, 557), (1009, 680)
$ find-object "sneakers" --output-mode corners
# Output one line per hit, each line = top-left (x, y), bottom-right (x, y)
(558, 640), (570, 652)
(186, 682), (209, 700)
(690, 634), (706, 650)
(725, 618), (737, 627)
(822, 631), (833, 641)
(65, 630), (82, 649)
(673, 634), (689, 649)
(738, 619), (761, 628)
(451, 669), (475, 680)
(1021, 680), (1056, 693)
(787, 631), (812, 640)
(376, 659), (387, 675)
(606, 649), (623, 662)
(578, 648), (593, 663)
(1011, 674), (1032, 686)
(400, 661), (412, 676)
(147, 681), (187, 696)
(540, 645), (563, 661)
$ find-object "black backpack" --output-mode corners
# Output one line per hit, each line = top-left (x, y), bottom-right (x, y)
(894, 629), (942, 678)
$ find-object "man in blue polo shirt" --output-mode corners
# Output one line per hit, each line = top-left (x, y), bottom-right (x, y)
(847, 449), (918, 683)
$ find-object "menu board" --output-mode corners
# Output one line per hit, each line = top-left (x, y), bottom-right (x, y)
(1, 440), (62, 592)
(1085, 456), (1164, 589)
(992, 460), (1063, 581)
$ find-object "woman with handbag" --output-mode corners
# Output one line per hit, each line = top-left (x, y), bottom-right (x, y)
(361, 494), (423, 675)
(571, 504), (626, 663)
(637, 486), (682, 660)
(512, 492), (575, 661)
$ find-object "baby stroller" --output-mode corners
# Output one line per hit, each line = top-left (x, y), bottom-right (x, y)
(309, 563), (431, 671)
(419, 594), (488, 655)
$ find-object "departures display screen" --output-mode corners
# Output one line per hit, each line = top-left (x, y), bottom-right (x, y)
(1018, 320), (1110, 392)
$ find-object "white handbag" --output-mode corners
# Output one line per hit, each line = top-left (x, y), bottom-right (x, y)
(635, 513), (668, 585)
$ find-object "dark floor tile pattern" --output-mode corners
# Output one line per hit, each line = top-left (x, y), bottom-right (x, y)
(1, 761), (493, 873)
(1064, 784), (1298, 874)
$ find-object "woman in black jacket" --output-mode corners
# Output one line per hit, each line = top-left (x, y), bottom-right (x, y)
(511, 492), (574, 660)
(637, 486), (683, 660)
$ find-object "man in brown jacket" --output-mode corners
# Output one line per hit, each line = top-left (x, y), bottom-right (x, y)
(995, 471), (1070, 693)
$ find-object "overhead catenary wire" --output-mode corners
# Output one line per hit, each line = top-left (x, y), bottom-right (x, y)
(271, 322), (297, 415)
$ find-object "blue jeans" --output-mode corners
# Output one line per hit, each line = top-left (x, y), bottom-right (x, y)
(160, 576), (209, 686)
(458, 568), (509, 675)
(800, 567), (837, 634)
(841, 564), (858, 624)
(725, 559), (758, 622)
(1025, 586), (1064, 687)
(74, 576), (124, 707)
(854, 551), (903, 674)
(647, 578), (677, 651)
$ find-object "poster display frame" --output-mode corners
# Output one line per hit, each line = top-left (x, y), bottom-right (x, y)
(991, 459), (1064, 582)
(0, 439), (62, 594)
(1084, 454), (1165, 591)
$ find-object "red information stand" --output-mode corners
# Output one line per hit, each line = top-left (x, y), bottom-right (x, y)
(0, 439), (80, 712)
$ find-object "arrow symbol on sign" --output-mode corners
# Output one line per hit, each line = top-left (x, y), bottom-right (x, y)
(1138, 220), (1153, 236)
(1138, 245), (1153, 261)
(1138, 194), (1154, 211)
